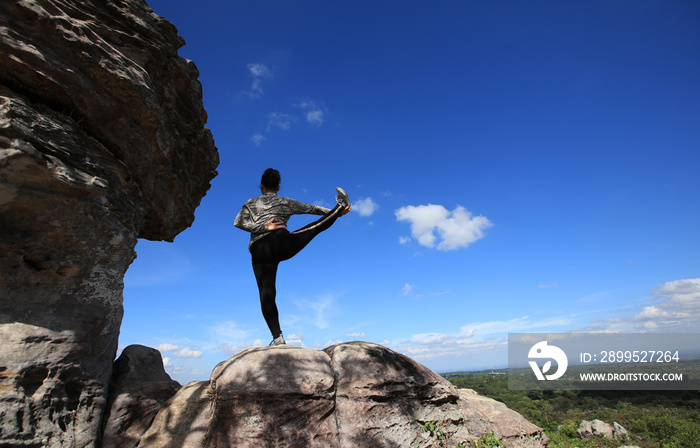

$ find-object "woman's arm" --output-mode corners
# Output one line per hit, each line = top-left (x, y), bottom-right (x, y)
(234, 205), (268, 234)
(286, 198), (331, 216)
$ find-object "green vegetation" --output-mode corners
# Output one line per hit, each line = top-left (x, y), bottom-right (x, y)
(421, 420), (447, 440)
(446, 373), (700, 448)
(420, 420), (503, 447)
(473, 432), (503, 447)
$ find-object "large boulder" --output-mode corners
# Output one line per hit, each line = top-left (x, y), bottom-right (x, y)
(577, 419), (629, 441)
(205, 346), (338, 448)
(577, 419), (618, 439)
(129, 342), (548, 448)
(457, 389), (550, 448)
(327, 341), (470, 447)
(138, 381), (213, 448)
(0, 1), (218, 446)
(613, 421), (629, 440)
(102, 345), (181, 448)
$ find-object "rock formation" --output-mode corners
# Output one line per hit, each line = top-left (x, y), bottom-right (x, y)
(102, 346), (181, 448)
(109, 342), (549, 448)
(0, 0), (218, 446)
(577, 419), (629, 441)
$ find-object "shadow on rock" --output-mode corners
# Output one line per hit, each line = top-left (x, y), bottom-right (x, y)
(114, 342), (548, 448)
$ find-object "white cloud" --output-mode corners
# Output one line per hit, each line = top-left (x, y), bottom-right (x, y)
(401, 283), (450, 300)
(162, 357), (172, 367)
(250, 134), (267, 146)
(219, 340), (264, 356)
(306, 109), (324, 126)
(383, 279), (700, 371)
(379, 313), (574, 370)
(294, 295), (337, 330)
(633, 278), (700, 328)
(249, 80), (264, 98)
(634, 305), (673, 320)
(248, 63), (271, 78)
(156, 343), (184, 352)
(284, 333), (307, 348)
(395, 204), (492, 251)
(156, 343), (202, 359)
(245, 63), (271, 98)
(354, 197), (378, 217)
(298, 99), (326, 126)
(578, 290), (613, 303)
(654, 278), (700, 297)
(383, 315), (571, 369)
(209, 320), (250, 344)
(267, 112), (296, 132)
(387, 333), (507, 366)
(346, 332), (366, 338)
(411, 333), (453, 345)
(575, 278), (700, 333)
(460, 315), (572, 337)
(267, 112), (296, 131)
(173, 347), (203, 358)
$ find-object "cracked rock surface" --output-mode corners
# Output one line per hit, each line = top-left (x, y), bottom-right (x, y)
(126, 342), (548, 448)
(0, 1), (218, 446)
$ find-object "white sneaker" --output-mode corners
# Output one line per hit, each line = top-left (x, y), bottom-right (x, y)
(336, 187), (351, 208)
(269, 335), (286, 346)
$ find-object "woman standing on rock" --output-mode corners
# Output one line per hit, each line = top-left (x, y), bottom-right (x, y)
(234, 168), (352, 346)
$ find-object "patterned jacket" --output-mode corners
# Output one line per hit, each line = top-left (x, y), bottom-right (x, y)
(234, 192), (330, 246)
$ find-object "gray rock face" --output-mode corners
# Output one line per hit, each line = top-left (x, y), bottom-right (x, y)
(456, 389), (550, 448)
(128, 342), (548, 448)
(576, 419), (594, 439)
(206, 345), (338, 448)
(138, 381), (212, 448)
(591, 419), (614, 438)
(102, 345), (181, 448)
(577, 419), (628, 440)
(0, 1), (218, 446)
(328, 341), (468, 447)
(613, 421), (629, 439)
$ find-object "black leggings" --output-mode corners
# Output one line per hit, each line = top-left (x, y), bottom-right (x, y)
(250, 205), (343, 338)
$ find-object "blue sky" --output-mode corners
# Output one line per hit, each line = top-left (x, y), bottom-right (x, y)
(119, 0), (700, 384)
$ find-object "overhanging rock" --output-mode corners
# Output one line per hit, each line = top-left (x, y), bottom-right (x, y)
(0, 1), (218, 446)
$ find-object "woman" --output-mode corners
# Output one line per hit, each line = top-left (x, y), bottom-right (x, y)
(234, 168), (351, 346)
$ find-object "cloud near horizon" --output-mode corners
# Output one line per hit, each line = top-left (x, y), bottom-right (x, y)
(388, 279), (700, 370)
(583, 278), (700, 332)
(395, 204), (492, 251)
(386, 333), (508, 367)
(345, 332), (367, 338)
(156, 343), (203, 359)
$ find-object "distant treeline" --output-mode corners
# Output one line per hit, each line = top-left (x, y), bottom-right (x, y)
(445, 372), (700, 448)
